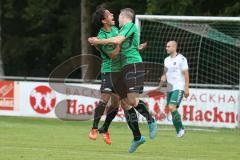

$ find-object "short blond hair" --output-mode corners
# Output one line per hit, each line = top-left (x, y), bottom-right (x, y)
(120, 8), (135, 20)
(168, 40), (178, 48)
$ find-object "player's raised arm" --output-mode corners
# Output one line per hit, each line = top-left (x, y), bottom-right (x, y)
(88, 36), (125, 45)
(94, 8), (139, 46)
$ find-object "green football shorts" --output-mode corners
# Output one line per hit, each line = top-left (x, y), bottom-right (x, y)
(166, 90), (184, 108)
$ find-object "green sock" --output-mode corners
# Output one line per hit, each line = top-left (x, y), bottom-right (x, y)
(171, 110), (183, 133)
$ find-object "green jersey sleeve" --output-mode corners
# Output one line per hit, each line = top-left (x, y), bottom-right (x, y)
(118, 22), (135, 38)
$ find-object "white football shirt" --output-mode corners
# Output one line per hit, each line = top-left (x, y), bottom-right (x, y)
(164, 53), (188, 91)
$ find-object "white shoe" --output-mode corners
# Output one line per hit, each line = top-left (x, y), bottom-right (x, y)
(176, 129), (185, 138)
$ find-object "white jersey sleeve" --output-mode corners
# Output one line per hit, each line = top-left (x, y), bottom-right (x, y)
(180, 56), (188, 71)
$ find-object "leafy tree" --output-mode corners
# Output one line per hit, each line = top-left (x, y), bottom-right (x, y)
(2, 0), (80, 77)
(1, 0), (239, 78)
(146, 0), (240, 16)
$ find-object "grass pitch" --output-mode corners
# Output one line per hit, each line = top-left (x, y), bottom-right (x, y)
(0, 116), (240, 160)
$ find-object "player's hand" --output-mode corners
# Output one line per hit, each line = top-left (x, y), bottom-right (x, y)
(184, 87), (189, 98)
(139, 42), (148, 51)
(88, 37), (94, 45)
(109, 45), (120, 59)
(159, 75), (167, 87)
(88, 37), (98, 45)
(159, 80), (163, 87)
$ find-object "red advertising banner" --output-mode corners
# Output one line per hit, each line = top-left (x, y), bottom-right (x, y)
(0, 81), (14, 110)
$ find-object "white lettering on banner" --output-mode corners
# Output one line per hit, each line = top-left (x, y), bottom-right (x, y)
(0, 99), (14, 106)
(0, 83), (13, 96)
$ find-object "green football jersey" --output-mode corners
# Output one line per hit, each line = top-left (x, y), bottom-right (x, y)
(97, 26), (122, 73)
(118, 22), (142, 67)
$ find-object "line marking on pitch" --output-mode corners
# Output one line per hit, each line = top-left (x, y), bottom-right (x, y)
(157, 128), (218, 132)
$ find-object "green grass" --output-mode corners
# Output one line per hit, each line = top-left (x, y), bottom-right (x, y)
(0, 116), (240, 160)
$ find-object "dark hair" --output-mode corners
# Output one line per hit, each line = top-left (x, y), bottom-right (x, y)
(92, 7), (106, 30)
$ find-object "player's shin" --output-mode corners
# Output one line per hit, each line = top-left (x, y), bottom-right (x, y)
(135, 100), (153, 124)
(92, 101), (107, 129)
(100, 106), (118, 132)
(124, 107), (142, 141)
(171, 110), (183, 133)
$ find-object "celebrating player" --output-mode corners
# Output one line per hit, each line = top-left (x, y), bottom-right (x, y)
(88, 7), (122, 145)
(159, 40), (189, 137)
(88, 8), (157, 153)
(88, 7), (148, 147)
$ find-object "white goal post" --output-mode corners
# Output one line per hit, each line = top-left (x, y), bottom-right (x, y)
(135, 15), (240, 128)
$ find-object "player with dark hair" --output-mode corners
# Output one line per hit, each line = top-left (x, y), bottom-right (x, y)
(88, 8), (157, 153)
(88, 7), (147, 146)
(88, 7), (121, 145)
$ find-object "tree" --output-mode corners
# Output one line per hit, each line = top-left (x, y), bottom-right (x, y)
(1, 0), (238, 79)
(0, 1), (4, 76)
(80, 0), (95, 80)
(146, 0), (240, 16)
(2, 0), (81, 77)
